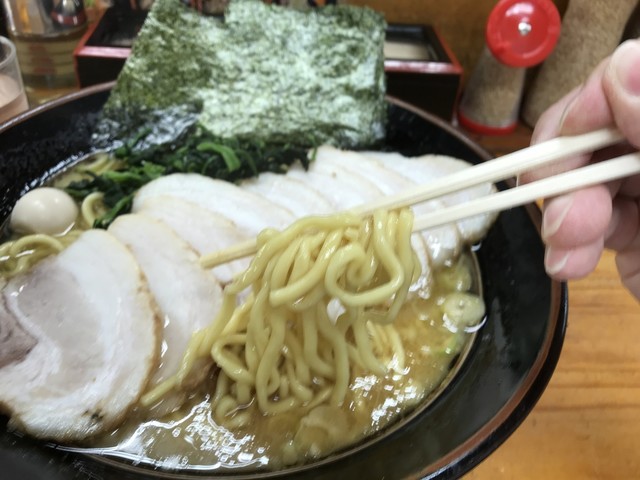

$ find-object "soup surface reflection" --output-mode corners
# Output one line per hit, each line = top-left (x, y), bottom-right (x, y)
(84, 253), (482, 472)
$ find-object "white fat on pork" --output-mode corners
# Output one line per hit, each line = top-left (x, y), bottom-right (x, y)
(314, 145), (462, 268)
(0, 230), (160, 441)
(363, 151), (497, 243)
(309, 158), (382, 203)
(242, 172), (334, 216)
(133, 173), (296, 236)
(286, 160), (382, 208)
(109, 215), (223, 392)
(137, 196), (250, 285)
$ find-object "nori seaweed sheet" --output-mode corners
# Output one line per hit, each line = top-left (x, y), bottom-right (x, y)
(100, 0), (387, 148)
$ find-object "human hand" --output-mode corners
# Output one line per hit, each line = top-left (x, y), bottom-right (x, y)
(522, 39), (640, 299)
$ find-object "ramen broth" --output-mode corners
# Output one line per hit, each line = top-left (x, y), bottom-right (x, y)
(1, 149), (489, 471)
(85, 253), (482, 472)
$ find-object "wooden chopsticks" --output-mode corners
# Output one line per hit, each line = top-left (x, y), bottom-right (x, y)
(352, 127), (624, 217)
(413, 150), (640, 231)
(200, 127), (630, 269)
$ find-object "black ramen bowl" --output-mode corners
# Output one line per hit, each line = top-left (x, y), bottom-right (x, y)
(0, 83), (568, 480)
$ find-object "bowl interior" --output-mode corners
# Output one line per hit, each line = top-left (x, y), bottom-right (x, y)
(0, 86), (567, 480)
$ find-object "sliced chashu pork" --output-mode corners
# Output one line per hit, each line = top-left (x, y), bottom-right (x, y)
(132, 173), (296, 236)
(109, 214), (223, 399)
(287, 156), (433, 291)
(137, 196), (250, 285)
(242, 172), (334, 216)
(314, 146), (462, 268)
(305, 157), (384, 204)
(363, 151), (497, 243)
(286, 160), (382, 208)
(0, 230), (160, 441)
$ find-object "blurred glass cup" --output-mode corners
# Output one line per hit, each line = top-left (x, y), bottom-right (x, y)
(0, 36), (28, 124)
(3, 0), (88, 105)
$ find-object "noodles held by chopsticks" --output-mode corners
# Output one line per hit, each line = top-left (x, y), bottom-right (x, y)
(142, 208), (421, 424)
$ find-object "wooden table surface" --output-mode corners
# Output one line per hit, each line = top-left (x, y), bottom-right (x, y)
(463, 126), (640, 480)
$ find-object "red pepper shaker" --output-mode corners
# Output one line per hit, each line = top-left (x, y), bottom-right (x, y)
(457, 0), (561, 135)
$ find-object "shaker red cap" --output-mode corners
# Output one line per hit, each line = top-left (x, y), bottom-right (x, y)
(486, 0), (561, 67)
(457, 109), (518, 136)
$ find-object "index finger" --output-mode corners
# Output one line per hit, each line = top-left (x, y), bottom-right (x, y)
(521, 55), (613, 184)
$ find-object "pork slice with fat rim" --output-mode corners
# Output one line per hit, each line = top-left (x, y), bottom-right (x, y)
(109, 214), (224, 402)
(363, 151), (497, 243)
(0, 230), (161, 441)
(137, 196), (250, 285)
(132, 173), (296, 236)
(242, 172), (334, 217)
(285, 157), (383, 211)
(315, 145), (462, 268)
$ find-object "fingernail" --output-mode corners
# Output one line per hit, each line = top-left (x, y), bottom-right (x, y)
(610, 40), (640, 95)
(542, 195), (573, 240)
(545, 248), (570, 275)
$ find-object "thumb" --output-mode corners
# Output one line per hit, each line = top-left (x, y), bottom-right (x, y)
(603, 39), (640, 147)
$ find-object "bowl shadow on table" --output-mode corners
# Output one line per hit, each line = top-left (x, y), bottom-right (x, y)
(0, 86), (567, 479)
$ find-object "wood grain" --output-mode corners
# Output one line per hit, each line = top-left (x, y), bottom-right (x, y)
(464, 127), (640, 480)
